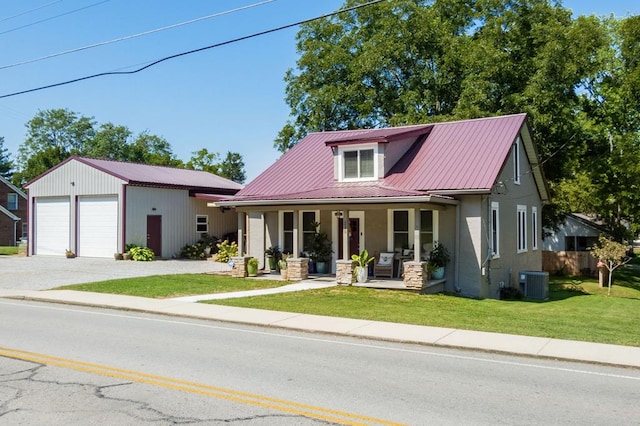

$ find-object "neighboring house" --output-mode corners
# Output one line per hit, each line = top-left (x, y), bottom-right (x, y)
(0, 175), (27, 246)
(25, 156), (242, 258)
(541, 213), (607, 276)
(542, 213), (606, 252)
(217, 113), (550, 299)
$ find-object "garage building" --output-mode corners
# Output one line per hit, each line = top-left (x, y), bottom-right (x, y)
(25, 156), (242, 258)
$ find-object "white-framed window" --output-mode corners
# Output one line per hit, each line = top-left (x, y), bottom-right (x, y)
(196, 215), (209, 233)
(282, 211), (294, 255)
(491, 202), (500, 258)
(338, 143), (378, 181)
(513, 137), (521, 185)
(532, 206), (538, 250)
(301, 211), (318, 254)
(7, 193), (18, 210)
(517, 205), (527, 253)
(392, 210), (409, 251)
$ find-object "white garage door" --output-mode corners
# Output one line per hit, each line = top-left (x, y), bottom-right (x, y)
(78, 196), (118, 258)
(35, 197), (70, 256)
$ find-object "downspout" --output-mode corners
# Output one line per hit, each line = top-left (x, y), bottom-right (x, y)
(454, 203), (461, 293)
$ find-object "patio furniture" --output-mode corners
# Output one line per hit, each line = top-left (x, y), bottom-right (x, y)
(374, 252), (394, 278)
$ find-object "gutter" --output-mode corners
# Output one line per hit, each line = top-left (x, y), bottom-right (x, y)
(212, 195), (460, 208)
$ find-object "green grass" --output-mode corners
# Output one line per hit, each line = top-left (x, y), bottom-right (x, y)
(207, 275), (640, 347)
(56, 274), (287, 298)
(0, 246), (18, 255)
(55, 270), (640, 347)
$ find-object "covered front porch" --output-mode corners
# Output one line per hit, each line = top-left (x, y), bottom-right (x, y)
(230, 199), (459, 293)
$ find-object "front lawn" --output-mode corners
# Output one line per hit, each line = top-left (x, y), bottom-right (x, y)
(207, 276), (640, 347)
(55, 272), (640, 347)
(56, 274), (287, 298)
(0, 246), (18, 255)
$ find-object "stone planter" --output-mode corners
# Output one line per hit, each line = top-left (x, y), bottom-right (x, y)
(280, 269), (288, 280)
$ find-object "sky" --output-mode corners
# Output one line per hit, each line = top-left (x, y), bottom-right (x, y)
(0, 1), (638, 182)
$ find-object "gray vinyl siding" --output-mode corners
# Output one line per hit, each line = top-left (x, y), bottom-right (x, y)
(125, 186), (237, 258)
(483, 133), (543, 298)
(26, 160), (125, 256)
(457, 196), (484, 297)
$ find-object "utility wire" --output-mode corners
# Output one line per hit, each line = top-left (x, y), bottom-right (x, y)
(0, 0), (109, 36)
(0, 0), (387, 99)
(0, 0), (275, 71)
(0, 0), (63, 23)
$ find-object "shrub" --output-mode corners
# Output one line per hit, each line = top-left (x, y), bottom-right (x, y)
(215, 240), (238, 263)
(500, 286), (522, 300)
(180, 244), (207, 260)
(129, 246), (155, 261)
(125, 243), (138, 253)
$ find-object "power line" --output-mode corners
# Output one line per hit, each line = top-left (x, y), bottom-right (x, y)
(0, 0), (63, 23)
(0, 0), (276, 71)
(0, 0), (109, 36)
(0, 0), (387, 100)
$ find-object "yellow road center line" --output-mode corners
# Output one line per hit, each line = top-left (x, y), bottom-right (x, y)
(0, 346), (405, 426)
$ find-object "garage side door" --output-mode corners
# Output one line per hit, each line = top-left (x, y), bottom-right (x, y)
(78, 196), (118, 258)
(35, 197), (70, 256)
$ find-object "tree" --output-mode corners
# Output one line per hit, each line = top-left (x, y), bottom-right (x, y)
(0, 137), (13, 178)
(15, 108), (96, 184)
(590, 236), (631, 295)
(186, 148), (220, 174)
(13, 109), (184, 185)
(218, 152), (246, 184)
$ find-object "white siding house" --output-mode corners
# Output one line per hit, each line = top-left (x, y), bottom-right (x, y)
(25, 156), (242, 258)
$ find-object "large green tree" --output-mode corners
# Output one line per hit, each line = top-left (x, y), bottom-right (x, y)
(218, 152), (246, 184)
(276, 0), (630, 231)
(13, 108), (183, 185)
(186, 149), (246, 184)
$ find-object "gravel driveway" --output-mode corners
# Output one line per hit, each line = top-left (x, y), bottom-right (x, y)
(0, 256), (232, 290)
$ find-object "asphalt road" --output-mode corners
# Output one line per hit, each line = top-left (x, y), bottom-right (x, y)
(2, 299), (639, 425)
(0, 255), (230, 290)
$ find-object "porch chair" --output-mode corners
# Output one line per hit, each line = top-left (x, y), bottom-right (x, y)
(374, 252), (395, 279)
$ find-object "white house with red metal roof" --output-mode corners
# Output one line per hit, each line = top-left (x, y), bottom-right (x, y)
(218, 113), (550, 299)
(25, 156), (242, 258)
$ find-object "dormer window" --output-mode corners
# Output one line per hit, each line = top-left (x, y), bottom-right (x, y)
(337, 143), (379, 181)
(344, 149), (374, 179)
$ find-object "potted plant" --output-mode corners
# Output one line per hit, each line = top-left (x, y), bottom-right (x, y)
(247, 257), (259, 277)
(65, 249), (76, 259)
(278, 254), (290, 280)
(428, 241), (450, 279)
(310, 223), (333, 274)
(351, 249), (374, 283)
(265, 246), (281, 272)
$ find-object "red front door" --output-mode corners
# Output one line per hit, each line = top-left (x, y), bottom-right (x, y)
(338, 218), (360, 259)
(146, 215), (162, 257)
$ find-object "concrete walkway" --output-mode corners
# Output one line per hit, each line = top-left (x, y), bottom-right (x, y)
(2, 282), (639, 370)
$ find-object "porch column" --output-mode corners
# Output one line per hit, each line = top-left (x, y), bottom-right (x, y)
(292, 210), (299, 256)
(237, 211), (246, 255)
(342, 210), (350, 259)
(413, 209), (421, 262)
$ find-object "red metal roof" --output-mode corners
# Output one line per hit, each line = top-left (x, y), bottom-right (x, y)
(79, 157), (243, 192)
(233, 114), (529, 202)
(26, 156), (243, 193)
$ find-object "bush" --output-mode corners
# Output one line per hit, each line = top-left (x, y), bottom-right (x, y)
(214, 240), (238, 263)
(500, 286), (522, 300)
(129, 246), (155, 261)
(180, 244), (207, 260)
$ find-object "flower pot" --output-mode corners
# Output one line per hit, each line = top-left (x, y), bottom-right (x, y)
(316, 261), (329, 274)
(431, 266), (445, 279)
(267, 255), (277, 271)
(123, 253), (131, 260)
(280, 269), (288, 280)
(355, 266), (368, 283)
(247, 263), (258, 277)
(114, 253), (124, 260)
(204, 247), (212, 257)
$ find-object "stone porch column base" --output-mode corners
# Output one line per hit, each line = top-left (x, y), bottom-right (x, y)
(403, 261), (428, 290)
(287, 257), (309, 281)
(336, 259), (355, 285)
(231, 256), (250, 278)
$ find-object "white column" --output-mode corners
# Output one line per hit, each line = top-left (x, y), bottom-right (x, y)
(414, 209), (421, 262)
(292, 210), (299, 257)
(342, 210), (350, 259)
(237, 211), (245, 255)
